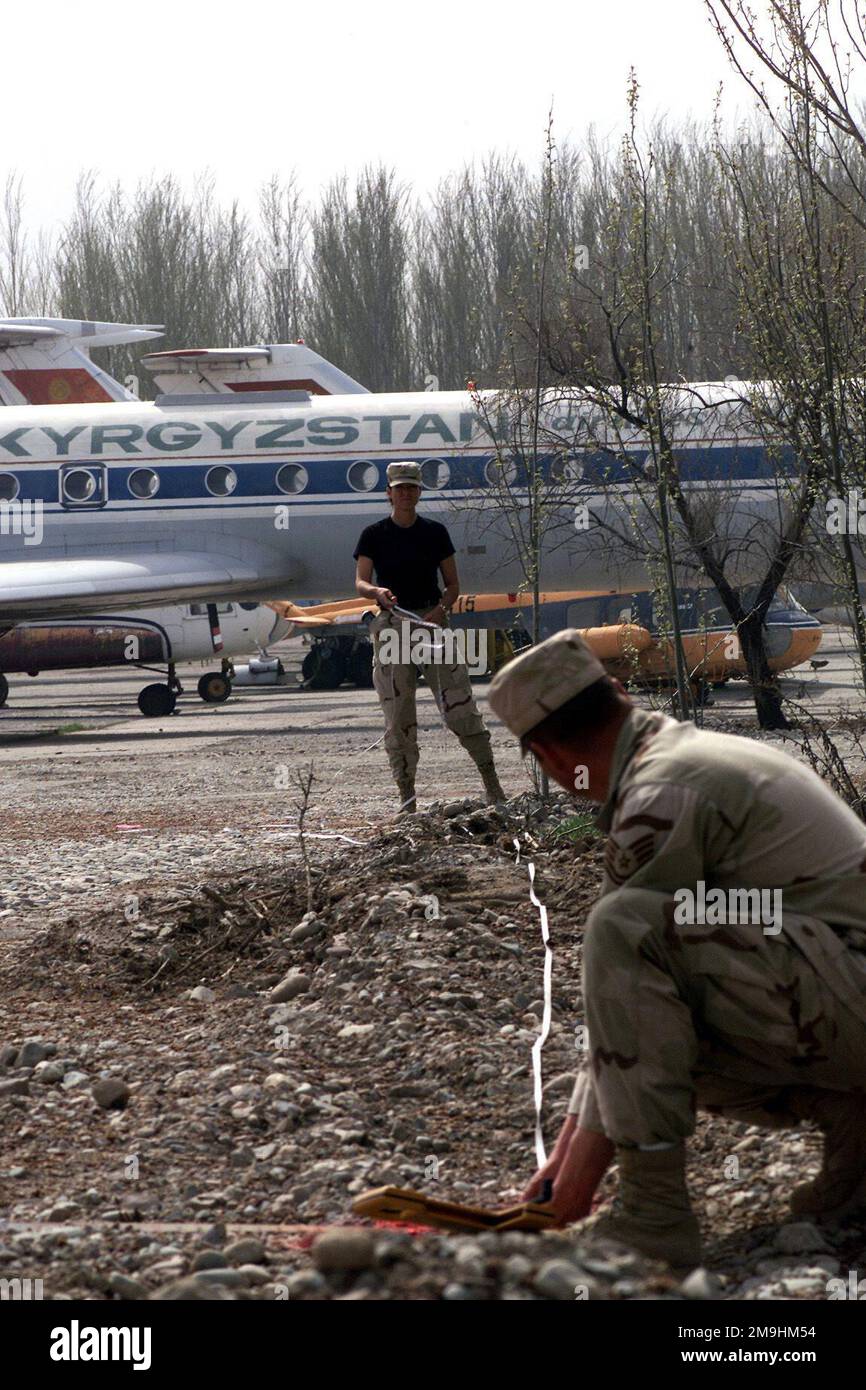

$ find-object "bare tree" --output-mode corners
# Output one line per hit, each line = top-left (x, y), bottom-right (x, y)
(412, 155), (535, 388)
(55, 173), (266, 389)
(707, 0), (866, 231)
(259, 176), (307, 343)
(0, 173), (52, 316)
(536, 77), (853, 728)
(709, 0), (866, 693)
(306, 167), (412, 391)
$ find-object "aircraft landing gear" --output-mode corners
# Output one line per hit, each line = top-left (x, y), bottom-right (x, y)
(138, 683), (177, 717)
(302, 642), (348, 690)
(198, 671), (232, 703)
(0, 673), (8, 708)
(302, 635), (380, 690)
(137, 662), (183, 718)
(197, 657), (234, 704)
(346, 641), (373, 688)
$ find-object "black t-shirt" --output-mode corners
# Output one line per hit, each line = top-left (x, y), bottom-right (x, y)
(353, 515), (456, 610)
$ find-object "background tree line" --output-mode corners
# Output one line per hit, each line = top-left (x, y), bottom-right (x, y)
(3, 108), (860, 397)
(3, 0), (866, 733)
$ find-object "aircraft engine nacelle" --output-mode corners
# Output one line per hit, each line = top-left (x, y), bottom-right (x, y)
(0, 622), (167, 673)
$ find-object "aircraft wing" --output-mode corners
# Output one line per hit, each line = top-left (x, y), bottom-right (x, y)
(266, 598), (373, 628)
(0, 324), (59, 347)
(0, 552), (268, 623)
(0, 319), (163, 350)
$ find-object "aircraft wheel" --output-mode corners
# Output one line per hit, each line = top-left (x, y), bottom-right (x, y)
(347, 642), (373, 688)
(302, 647), (346, 690)
(198, 671), (232, 703)
(138, 683), (177, 718)
(0, 673), (7, 707)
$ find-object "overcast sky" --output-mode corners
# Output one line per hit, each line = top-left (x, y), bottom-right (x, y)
(8, 0), (739, 232)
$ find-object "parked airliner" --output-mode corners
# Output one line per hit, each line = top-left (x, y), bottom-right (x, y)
(0, 319), (798, 636)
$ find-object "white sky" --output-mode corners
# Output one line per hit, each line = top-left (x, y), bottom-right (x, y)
(8, 0), (738, 233)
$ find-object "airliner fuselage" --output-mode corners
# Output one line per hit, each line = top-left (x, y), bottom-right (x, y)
(0, 387), (791, 623)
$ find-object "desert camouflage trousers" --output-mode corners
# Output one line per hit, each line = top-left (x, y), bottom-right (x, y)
(570, 887), (866, 1147)
(371, 616), (493, 785)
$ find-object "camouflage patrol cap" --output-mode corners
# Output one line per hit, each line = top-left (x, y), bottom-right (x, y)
(487, 629), (607, 739)
(386, 461), (422, 487)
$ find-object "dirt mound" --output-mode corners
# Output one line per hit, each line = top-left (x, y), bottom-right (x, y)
(6, 792), (600, 999)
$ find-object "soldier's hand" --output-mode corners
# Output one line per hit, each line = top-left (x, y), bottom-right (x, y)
(523, 1118), (615, 1225)
(523, 1115), (575, 1202)
(375, 587), (397, 610)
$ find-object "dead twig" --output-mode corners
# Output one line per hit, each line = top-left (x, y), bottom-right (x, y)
(294, 762), (317, 915)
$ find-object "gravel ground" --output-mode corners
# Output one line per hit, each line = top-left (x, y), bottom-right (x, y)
(2, 651), (866, 1302)
(2, 780), (865, 1303)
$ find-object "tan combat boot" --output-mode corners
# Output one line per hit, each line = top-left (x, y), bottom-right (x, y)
(578, 1143), (702, 1269)
(478, 762), (507, 805)
(396, 779), (416, 815)
(788, 1089), (866, 1220)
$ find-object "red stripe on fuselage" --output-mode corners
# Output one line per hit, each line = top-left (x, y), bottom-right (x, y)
(225, 379), (330, 395)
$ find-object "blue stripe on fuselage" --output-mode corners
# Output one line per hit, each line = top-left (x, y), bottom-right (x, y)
(3, 442), (796, 504)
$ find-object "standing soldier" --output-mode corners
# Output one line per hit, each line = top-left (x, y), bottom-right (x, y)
(355, 460), (506, 813)
(487, 629), (866, 1268)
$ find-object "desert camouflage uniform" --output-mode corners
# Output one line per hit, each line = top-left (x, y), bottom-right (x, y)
(370, 611), (495, 786)
(568, 708), (866, 1146)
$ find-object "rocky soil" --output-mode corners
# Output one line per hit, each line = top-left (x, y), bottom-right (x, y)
(1, 791), (864, 1301)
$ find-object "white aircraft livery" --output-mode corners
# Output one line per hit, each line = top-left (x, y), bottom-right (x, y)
(0, 316), (162, 406)
(0, 319), (800, 629)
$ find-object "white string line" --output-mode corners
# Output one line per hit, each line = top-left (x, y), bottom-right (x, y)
(514, 836), (553, 1169)
(359, 733), (385, 754)
(390, 604), (446, 631)
(262, 829), (368, 846)
(389, 603), (453, 654)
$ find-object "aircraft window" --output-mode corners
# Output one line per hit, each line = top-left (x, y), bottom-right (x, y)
(189, 604), (205, 616)
(276, 463), (309, 495)
(550, 454), (580, 483)
(421, 458), (450, 489)
(62, 468), (98, 503)
(127, 468), (160, 499)
(205, 465), (238, 497)
(0, 472), (20, 501)
(484, 457), (518, 488)
(347, 461), (379, 492)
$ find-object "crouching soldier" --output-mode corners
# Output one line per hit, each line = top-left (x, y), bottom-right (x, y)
(487, 629), (866, 1267)
(355, 460), (505, 813)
